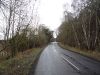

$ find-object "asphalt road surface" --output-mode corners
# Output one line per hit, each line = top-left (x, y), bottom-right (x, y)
(33, 42), (100, 75)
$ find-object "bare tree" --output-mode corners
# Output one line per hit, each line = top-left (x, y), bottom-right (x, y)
(0, 0), (40, 57)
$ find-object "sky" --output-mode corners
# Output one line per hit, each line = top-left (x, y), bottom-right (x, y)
(38, 0), (73, 30)
(0, 0), (73, 39)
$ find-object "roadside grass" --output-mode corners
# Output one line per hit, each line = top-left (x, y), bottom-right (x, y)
(59, 43), (100, 61)
(0, 48), (42, 75)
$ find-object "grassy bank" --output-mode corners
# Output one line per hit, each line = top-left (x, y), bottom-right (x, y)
(59, 43), (100, 61)
(0, 48), (42, 75)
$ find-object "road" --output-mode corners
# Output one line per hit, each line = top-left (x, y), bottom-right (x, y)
(33, 42), (100, 75)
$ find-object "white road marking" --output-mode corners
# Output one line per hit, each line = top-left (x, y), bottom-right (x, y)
(61, 55), (80, 71)
(53, 45), (80, 71)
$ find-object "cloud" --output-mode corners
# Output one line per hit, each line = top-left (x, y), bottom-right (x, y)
(38, 0), (73, 30)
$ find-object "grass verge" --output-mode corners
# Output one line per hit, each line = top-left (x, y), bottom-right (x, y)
(59, 43), (100, 61)
(0, 48), (42, 75)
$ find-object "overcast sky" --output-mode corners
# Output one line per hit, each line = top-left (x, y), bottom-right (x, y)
(38, 0), (73, 30)
(0, 0), (73, 39)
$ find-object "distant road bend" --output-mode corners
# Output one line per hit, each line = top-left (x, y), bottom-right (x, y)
(30, 42), (100, 75)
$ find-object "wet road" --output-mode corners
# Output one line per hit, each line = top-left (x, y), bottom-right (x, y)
(34, 42), (100, 75)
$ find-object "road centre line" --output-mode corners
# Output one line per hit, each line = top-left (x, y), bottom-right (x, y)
(53, 45), (80, 71)
(61, 55), (80, 71)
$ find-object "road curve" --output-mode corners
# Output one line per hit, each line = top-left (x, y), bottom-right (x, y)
(32, 42), (100, 75)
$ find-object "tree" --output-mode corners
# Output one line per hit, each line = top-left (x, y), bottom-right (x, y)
(57, 0), (100, 51)
(0, 0), (40, 57)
